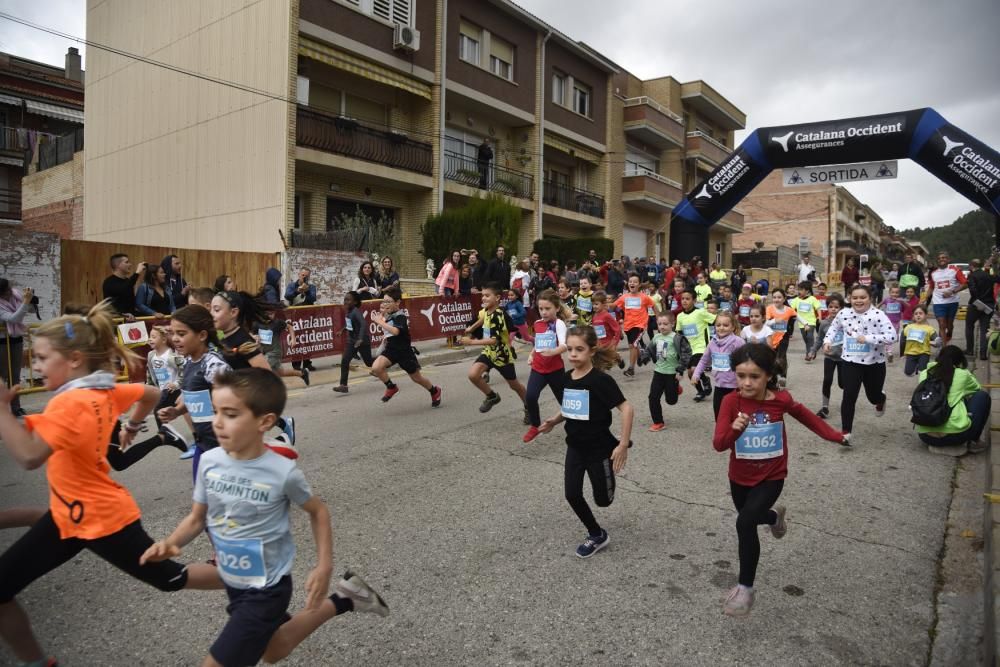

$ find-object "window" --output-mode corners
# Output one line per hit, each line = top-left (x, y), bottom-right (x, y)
(552, 72), (566, 106)
(715, 242), (724, 266)
(345, 0), (412, 26)
(445, 129), (487, 161)
(308, 83), (387, 126)
(489, 36), (514, 81)
(459, 21), (481, 66)
(573, 81), (591, 117)
(625, 150), (658, 177)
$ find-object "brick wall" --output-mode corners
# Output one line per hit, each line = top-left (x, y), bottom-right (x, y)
(21, 151), (84, 239)
(283, 247), (368, 305)
(0, 227), (62, 321)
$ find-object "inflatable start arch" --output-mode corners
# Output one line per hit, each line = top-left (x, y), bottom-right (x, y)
(669, 108), (1000, 261)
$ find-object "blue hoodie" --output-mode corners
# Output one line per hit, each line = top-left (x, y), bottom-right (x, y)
(263, 268), (282, 305)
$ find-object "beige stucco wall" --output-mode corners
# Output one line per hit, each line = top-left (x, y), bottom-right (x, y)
(84, 0), (293, 252)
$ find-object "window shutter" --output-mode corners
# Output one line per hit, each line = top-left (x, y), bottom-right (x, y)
(459, 20), (479, 39)
(490, 37), (513, 64)
(392, 0), (411, 26)
(372, 0), (391, 21)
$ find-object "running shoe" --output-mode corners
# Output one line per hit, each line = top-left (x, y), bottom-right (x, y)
(304, 359), (317, 371)
(770, 505), (787, 539)
(840, 433), (852, 447)
(333, 385), (349, 393)
(623, 367), (635, 377)
(874, 396), (886, 417)
(815, 407), (829, 419)
(649, 422), (666, 432)
(575, 529), (609, 559)
(179, 443), (197, 460)
(617, 357), (625, 369)
(693, 393), (705, 403)
(522, 407), (531, 425)
(723, 586), (754, 617)
(479, 393), (501, 413)
(430, 385), (442, 408)
(334, 571), (390, 617)
(301, 367), (311, 386)
(677, 385), (683, 396)
(381, 385), (400, 402)
(522, 426), (540, 443)
(159, 424), (189, 453)
(266, 433), (298, 460)
(281, 416), (296, 445)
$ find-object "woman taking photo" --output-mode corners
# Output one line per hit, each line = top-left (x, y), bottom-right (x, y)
(135, 263), (176, 317)
(0, 278), (31, 417)
(378, 256), (401, 293)
(352, 260), (381, 300)
(916, 345), (991, 456)
(434, 250), (462, 296)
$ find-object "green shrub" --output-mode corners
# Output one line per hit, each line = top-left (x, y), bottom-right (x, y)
(420, 194), (520, 265)
(532, 238), (614, 265)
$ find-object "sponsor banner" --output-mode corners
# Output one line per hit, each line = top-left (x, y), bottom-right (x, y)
(281, 295), (480, 361)
(912, 118), (1000, 210)
(782, 161), (898, 187)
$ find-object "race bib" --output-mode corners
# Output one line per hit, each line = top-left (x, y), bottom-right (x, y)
(844, 337), (872, 354)
(625, 297), (641, 310)
(739, 306), (751, 318)
(656, 340), (667, 359)
(936, 281), (950, 290)
(735, 420), (784, 460)
(671, 299), (680, 310)
(576, 297), (592, 313)
(832, 331), (844, 345)
(257, 329), (274, 345)
(345, 318), (354, 332)
(561, 388), (590, 420)
(182, 389), (214, 423)
(154, 367), (170, 386)
(907, 328), (927, 343)
(720, 302), (732, 312)
(817, 299), (827, 310)
(212, 534), (266, 588)
(771, 320), (787, 332)
(483, 325), (492, 339)
(711, 353), (731, 372)
(885, 302), (901, 314)
(797, 303), (812, 314)
(594, 324), (607, 339)
(534, 332), (557, 351)
(647, 307), (656, 316)
(682, 323), (698, 337)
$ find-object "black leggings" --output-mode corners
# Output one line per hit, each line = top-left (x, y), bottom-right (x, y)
(839, 361), (886, 433)
(526, 369), (566, 427)
(821, 358), (842, 398)
(565, 444), (616, 536)
(0, 512), (188, 603)
(713, 387), (736, 419)
(340, 342), (375, 386)
(648, 372), (679, 424)
(105, 422), (180, 472)
(689, 354), (712, 396)
(730, 479), (784, 587)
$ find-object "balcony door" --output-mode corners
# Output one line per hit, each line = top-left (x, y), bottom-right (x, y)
(327, 197), (395, 231)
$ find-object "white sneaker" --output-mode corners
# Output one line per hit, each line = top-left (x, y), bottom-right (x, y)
(723, 586), (754, 617)
(770, 505), (787, 539)
(335, 571), (389, 617)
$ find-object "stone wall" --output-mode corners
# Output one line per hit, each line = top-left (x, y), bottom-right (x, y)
(282, 247), (368, 305)
(0, 226), (62, 321)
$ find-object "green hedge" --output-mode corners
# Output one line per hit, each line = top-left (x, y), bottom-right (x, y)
(420, 194), (520, 265)
(532, 238), (614, 265)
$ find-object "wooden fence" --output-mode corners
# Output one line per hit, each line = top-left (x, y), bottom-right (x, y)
(60, 239), (279, 308)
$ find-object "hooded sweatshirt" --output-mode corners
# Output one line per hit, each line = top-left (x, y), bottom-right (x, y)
(160, 255), (187, 306)
(262, 268), (283, 305)
(692, 333), (745, 388)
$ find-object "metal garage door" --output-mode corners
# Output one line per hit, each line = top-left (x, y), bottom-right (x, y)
(623, 225), (647, 260)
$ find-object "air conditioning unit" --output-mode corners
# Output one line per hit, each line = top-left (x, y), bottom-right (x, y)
(393, 24), (420, 52)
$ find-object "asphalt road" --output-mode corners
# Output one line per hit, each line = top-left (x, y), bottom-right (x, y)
(0, 334), (961, 666)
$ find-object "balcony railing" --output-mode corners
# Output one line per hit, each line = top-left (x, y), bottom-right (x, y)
(686, 131), (731, 166)
(0, 187), (21, 221)
(296, 106), (433, 175)
(443, 150), (534, 199)
(622, 97), (684, 148)
(543, 179), (605, 218)
(0, 127), (33, 152)
(38, 128), (84, 172)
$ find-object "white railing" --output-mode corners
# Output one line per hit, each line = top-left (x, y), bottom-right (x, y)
(623, 96), (683, 123)
(622, 168), (682, 189)
(686, 130), (730, 152)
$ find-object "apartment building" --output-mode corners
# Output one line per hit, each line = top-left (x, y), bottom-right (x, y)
(731, 171), (885, 275)
(0, 48), (84, 229)
(82, 0), (746, 278)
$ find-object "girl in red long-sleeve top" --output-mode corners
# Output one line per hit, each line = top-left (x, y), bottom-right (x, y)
(712, 344), (848, 618)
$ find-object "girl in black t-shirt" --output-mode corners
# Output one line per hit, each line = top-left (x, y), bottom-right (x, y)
(539, 325), (634, 559)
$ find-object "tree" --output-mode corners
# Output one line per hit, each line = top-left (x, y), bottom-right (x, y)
(420, 194), (520, 266)
(903, 209), (996, 262)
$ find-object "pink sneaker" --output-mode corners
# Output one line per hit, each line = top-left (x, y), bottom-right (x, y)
(648, 423), (666, 432)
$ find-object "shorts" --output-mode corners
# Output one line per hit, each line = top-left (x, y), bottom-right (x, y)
(625, 327), (644, 345)
(933, 302), (959, 321)
(475, 354), (518, 381)
(263, 345), (283, 372)
(380, 347), (421, 374)
(0, 512), (188, 603)
(210, 576), (293, 667)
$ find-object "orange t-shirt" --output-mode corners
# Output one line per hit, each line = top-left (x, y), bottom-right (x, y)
(766, 305), (795, 346)
(25, 384), (145, 539)
(614, 292), (656, 332)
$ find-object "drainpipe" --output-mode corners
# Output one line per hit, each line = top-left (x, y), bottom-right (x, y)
(437, 0), (448, 212)
(536, 30), (552, 240)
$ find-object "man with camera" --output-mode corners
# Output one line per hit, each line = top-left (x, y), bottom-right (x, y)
(0, 279), (33, 417)
(102, 254), (146, 320)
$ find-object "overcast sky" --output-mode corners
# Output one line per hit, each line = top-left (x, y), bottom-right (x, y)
(2, 0), (998, 231)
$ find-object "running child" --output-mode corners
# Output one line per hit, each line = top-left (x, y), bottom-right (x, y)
(902, 305), (940, 376)
(0, 302), (224, 667)
(822, 284), (897, 445)
(639, 312), (691, 431)
(333, 291), (375, 393)
(591, 291), (623, 369)
(644, 282), (660, 341)
(259, 310), (309, 386)
(188, 287), (217, 308)
(460, 282), (524, 413)
(676, 289), (717, 401)
(815, 282), (829, 319)
(537, 326), (634, 559)
(899, 285), (921, 357)
(142, 369), (388, 667)
(740, 304), (774, 346)
(519, 289), (570, 443)
(504, 289), (533, 342)
(557, 279), (576, 322)
(371, 287), (443, 407)
(692, 311), (745, 418)
(789, 281), (821, 362)
(810, 294), (845, 419)
(574, 276), (595, 326)
(712, 344), (848, 617)
(613, 275), (657, 376)
(765, 289), (796, 387)
(668, 279), (686, 315)
(879, 283), (905, 363)
(717, 285), (734, 313)
(694, 273), (712, 307)
(736, 283), (758, 327)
